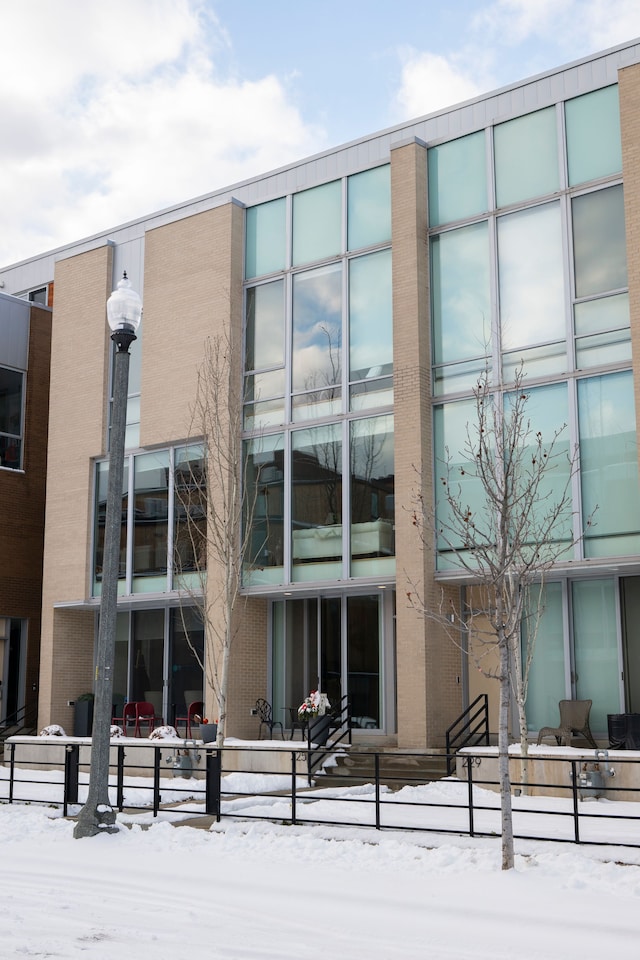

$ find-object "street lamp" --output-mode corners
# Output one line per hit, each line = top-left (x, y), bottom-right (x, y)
(74, 272), (142, 839)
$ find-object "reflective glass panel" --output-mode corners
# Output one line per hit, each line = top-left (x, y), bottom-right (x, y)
(566, 85), (621, 186)
(578, 371), (640, 557)
(427, 131), (487, 226)
(245, 280), (285, 371)
(431, 222), (491, 364)
(498, 202), (565, 351)
(573, 579), (621, 729)
(523, 582), (565, 732)
(292, 264), (342, 394)
(133, 450), (169, 592)
(293, 180), (341, 266)
(0, 367), (23, 469)
(245, 198), (286, 279)
(349, 249), (392, 380)
(243, 433), (285, 586)
(494, 107), (559, 207)
(131, 609), (165, 705)
(93, 459), (128, 595)
(350, 415), (394, 577)
(292, 424), (342, 581)
(573, 185), (627, 298)
(170, 607), (204, 722)
(348, 165), (391, 250)
(174, 445), (206, 590)
(347, 595), (381, 727)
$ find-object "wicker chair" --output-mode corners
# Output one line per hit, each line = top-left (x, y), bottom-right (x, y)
(537, 699), (598, 748)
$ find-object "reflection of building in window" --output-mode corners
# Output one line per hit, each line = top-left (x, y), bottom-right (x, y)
(0, 367), (23, 470)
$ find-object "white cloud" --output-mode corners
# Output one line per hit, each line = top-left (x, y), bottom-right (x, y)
(0, 0), (325, 265)
(394, 50), (486, 120)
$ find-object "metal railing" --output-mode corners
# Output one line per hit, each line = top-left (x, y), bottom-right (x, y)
(445, 694), (490, 774)
(307, 695), (352, 782)
(0, 703), (38, 741)
(4, 741), (640, 849)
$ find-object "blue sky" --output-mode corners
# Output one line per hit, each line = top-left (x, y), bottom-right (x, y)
(2, 0), (640, 266)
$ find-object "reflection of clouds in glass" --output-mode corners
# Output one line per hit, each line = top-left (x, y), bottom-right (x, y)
(350, 250), (392, 374)
(573, 186), (627, 298)
(293, 265), (342, 390)
(499, 203), (565, 350)
(247, 280), (284, 370)
(432, 222), (491, 363)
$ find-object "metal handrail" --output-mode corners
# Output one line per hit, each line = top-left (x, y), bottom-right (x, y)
(307, 695), (351, 783)
(0, 702), (38, 741)
(445, 694), (490, 775)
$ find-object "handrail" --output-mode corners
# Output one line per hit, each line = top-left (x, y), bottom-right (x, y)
(0, 702), (38, 740)
(445, 693), (489, 775)
(307, 695), (351, 783)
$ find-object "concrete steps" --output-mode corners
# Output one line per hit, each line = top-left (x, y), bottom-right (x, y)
(315, 750), (449, 790)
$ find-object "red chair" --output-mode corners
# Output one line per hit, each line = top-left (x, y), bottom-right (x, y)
(135, 701), (161, 737)
(175, 700), (204, 738)
(112, 701), (136, 735)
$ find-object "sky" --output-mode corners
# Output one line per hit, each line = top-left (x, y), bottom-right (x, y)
(4, 754), (640, 958)
(2, 0), (640, 268)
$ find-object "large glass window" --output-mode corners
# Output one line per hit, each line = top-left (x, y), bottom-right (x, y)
(245, 198), (286, 279)
(243, 433), (285, 587)
(523, 582), (565, 732)
(574, 293), (631, 369)
(573, 579), (621, 730)
(428, 131), (487, 226)
(349, 249), (393, 383)
(292, 424), (342, 582)
(347, 165), (391, 250)
(498, 202), (566, 374)
(244, 280), (286, 429)
(0, 367), (23, 469)
(566, 85), (622, 187)
(292, 264), (342, 420)
(93, 459), (128, 596)
(174, 445), (206, 591)
(133, 451), (169, 593)
(494, 107), (559, 207)
(572, 185), (627, 299)
(578, 371), (640, 558)
(350, 415), (394, 577)
(292, 181), (341, 266)
(431, 222), (491, 367)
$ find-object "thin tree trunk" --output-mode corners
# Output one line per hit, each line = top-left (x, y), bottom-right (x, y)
(498, 637), (515, 870)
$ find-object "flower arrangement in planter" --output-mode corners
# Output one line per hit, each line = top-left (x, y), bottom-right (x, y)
(194, 715), (218, 743)
(297, 690), (330, 720)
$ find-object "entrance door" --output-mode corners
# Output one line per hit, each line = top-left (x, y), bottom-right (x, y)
(0, 619), (26, 724)
(621, 576), (640, 712)
(274, 593), (388, 732)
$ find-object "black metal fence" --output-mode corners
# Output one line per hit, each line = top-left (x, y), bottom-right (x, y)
(3, 741), (640, 850)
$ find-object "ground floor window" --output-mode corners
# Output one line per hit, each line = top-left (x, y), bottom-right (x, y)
(111, 607), (203, 727)
(270, 590), (395, 732)
(0, 618), (26, 723)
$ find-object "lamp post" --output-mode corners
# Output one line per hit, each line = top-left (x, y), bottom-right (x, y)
(74, 272), (141, 839)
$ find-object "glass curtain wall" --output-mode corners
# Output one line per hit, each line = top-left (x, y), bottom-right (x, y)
(0, 367), (23, 469)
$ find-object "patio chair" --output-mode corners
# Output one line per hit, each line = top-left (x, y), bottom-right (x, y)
(255, 698), (284, 739)
(134, 701), (161, 737)
(175, 700), (204, 738)
(537, 699), (598, 749)
(112, 701), (136, 735)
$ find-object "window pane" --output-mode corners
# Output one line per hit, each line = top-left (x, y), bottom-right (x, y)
(523, 582), (565, 732)
(93, 459), (128, 595)
(348, 165), (391, 250)
(573, 579), (621, 730)
(131, 609), (165, 705)
(498, 202), (565, 351)
(292, 264), (342, 394)
(573, 186), (627, 298)
(243, 434), (285, 587)
(566, 85), (621, 186)
(245, 280), (285, 371)
(349, 249), (392, 380)
(133, 451), (169, 592)
(428, 131), (487, 226)
(494, 107), (559, 207)
(245, 198), (286, 278)
(350, 415), (394, 577)
(347, 595), (381, 727)
(578, 372), (640, 557)
(575, 292), (629, 336)
(0, 366), (22, 469)
(174, 445), (206, 590)
(293, 181), (341, 266)
(292, 424), (342, 581)
(431, 222), (491, 365)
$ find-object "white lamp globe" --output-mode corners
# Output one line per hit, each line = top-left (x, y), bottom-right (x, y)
(106, 272), (142, 334)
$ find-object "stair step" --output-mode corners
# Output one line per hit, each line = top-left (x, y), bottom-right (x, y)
(316, 752), (449, 790)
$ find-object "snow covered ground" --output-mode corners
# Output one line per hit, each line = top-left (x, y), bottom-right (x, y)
(3, 758), (640, 959)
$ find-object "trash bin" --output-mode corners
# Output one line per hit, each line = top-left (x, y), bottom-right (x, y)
(74, 695), (94, 737)
(608, 713), (627, 749)
(626, 714), (640, 749)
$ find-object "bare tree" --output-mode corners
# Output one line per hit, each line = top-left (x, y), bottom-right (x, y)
(174, 333), (261, 745)
(411, 366), (590, 870)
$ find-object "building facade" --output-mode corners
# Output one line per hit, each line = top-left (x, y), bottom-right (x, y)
(0, 291), (51, 730)
(2, 40), (640, 746)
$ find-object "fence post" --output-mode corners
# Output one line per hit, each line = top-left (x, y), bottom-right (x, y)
(291, 750), (297, 825)
(63, 743), (79, 815)
(9, 741), (15, 803)
(116, 744), (125, 811)
(466, 756), (475, 838)
(375, 753), (381, 830)
(205, 749), (221, 820)
(570, 759), (580, 843)
(153, 747), (161, 817)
